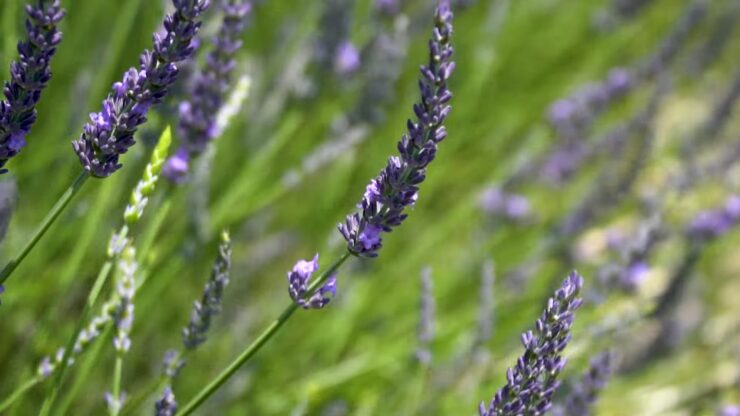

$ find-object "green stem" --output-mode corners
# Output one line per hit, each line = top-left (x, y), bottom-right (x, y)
(38, 259), (115, 416)
(0, 171), (90, 286)
(177, 251), (352, 416)
(110, 355), (123, 416)
(0, 377), (40, 413)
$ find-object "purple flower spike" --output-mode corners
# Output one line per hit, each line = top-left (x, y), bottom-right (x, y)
(287, 255), (338, 309)
(479, 272), (584, 416)
(0, 0), (65, 174)
(339, 4), (455, 257)
(552, 351), (614, 416)
(73, 0), (211, 178)
(165, 0), (251, 183)
(182, 230), (232, 349)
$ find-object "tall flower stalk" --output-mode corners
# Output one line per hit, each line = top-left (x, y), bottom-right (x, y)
(0, 0), (210, 289)
(176, 5), (455, 414)
(163, 0), (252, 183)
(106, 245), (139, 416)
(478, 272), (584, 416)
(153, 230), (233, 415)
(0, 0), (65, 174)
(338, 5), (454, 257)
(31, 127), (172, 416)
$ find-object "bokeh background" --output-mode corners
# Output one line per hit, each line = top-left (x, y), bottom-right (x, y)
(1, 0), (739, 414)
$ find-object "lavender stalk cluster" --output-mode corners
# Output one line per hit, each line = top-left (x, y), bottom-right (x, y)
(339, 5), (455, 258)
(183, 230), (233, 349)
(0, 0), (65, 174)
(478, 272), (584, 416)
(73, 0), (210, 178)
(287, 254), (337, 309)
(164, 0), (252, 183)
(552, 0), (704, 141)
(551, 351), (614, 416)
(687, 195), (740, 241)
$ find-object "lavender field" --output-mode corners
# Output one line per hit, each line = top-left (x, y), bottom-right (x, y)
(0, 0), (739, 415)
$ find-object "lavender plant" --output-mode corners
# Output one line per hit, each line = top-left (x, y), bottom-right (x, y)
(0, 0), (65, 174)
(74, 0), (209, 178)
(478, 272), (584, 416)
(30, 128), (172, 416)
(0, 0), (210, 288)
(338, 6), (454, 258)
(174, 6), (455, 413)
(153, 230), (232, 415)
(164, 0), (252, 183)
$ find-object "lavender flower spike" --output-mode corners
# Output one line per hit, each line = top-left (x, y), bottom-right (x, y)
(0, 0), (65, 174)
(479, 272), (584, 416)
(551, 351), (614, 416)
(164, 0), (251, 183)
(73, 0), (210, 178)
(339, 4), (455, 257)
(287, 254), (338, 309)
(182, 230), (233, 349)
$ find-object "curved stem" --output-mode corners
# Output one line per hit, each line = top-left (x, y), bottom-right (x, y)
(0, 170), (90, 286)
(177, 251), (352, 416)
(0, 377), (40, 412)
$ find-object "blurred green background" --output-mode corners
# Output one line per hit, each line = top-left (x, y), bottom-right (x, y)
(0, 0), (739, 414)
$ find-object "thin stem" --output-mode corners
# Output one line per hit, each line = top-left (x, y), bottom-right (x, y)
(177, 251), (352, 416)
(0, 170), (90, 286)
(38, 259), (115, 416)
(110, 355), (123, 416)
(0, 377), (40, 412)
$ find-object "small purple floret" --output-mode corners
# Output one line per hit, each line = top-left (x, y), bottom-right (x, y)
(287, 255), (338, 309)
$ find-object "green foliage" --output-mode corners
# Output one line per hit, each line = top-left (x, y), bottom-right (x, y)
(0, 0), (739, 415)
